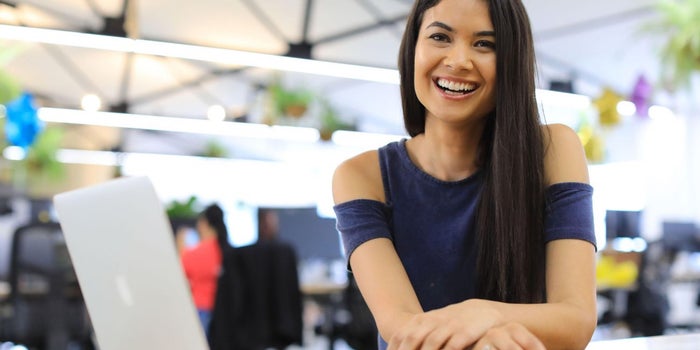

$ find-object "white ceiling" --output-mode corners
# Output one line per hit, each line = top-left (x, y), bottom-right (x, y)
(0, 0), (694, 159)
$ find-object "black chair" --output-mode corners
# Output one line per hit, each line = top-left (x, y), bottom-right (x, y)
(209, 241), (303, 350)
(0, 222), (93, 349)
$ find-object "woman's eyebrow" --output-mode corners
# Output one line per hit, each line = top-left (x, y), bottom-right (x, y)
(426, 21), (453, 32)
(425, 21), (495, 38)
(475, 30), (495, 37)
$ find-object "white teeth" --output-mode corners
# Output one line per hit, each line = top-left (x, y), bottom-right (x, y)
(437, 78), (476, 92)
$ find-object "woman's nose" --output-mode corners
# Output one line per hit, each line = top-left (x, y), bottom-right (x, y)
(444, 45), (474, 71)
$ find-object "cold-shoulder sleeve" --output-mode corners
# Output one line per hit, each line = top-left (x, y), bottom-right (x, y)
(545, 182), (597, 250)
(333, 199), (392, 266)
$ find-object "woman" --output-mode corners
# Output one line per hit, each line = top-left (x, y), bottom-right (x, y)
(332, 1), (597, 349)
(178, 204), (230, 335)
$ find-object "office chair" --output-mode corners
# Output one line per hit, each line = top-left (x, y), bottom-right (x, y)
(0, 222), (92, 349)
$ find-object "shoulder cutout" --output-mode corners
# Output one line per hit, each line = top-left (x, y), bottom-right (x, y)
(543, 123), (590, 185)
(332, 150), (385, 205)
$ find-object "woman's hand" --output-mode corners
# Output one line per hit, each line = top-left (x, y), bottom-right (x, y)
(386, 299), (545, 350)
(385, 299), (498, 349)
(469, 322), (546, 350)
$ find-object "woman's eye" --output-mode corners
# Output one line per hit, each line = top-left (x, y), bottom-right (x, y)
(429, 33), (449, 42)
(475, 40), (496, 49)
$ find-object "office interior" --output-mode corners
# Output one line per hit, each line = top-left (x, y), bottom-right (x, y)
(1, 0), (700, 349)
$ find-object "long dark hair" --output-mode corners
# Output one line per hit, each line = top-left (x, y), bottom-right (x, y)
(201, 203), (231, 252)
(398, 0), (546, 303)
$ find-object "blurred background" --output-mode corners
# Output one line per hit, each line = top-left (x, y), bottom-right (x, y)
(0, 0), (699, 349)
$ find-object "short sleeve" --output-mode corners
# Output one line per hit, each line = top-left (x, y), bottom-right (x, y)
(333, 199), (392, 267)
(545, 182), (597, 250)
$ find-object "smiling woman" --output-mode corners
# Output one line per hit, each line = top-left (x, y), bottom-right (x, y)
(332, 1), (597, 349)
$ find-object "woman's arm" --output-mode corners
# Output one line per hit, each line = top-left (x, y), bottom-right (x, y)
(466, 123), (597, 350)
(332, 151), (425, 341)
(382, 125), (596, 350)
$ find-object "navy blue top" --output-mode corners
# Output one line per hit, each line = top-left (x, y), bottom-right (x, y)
(333, 140), (596, 348)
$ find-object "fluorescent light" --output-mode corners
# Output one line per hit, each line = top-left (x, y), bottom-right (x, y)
(38, 107), (320, 143)
(0, 24), (400, 84)
(617, 100), (636, 117)
(0, 24), (603, 104)
(207, 105), (226, 121)
(0, 25), (134, 51)
(81, 94), (102, 112)
(56, 149), (120, 166)
(648, 105), (675, 120)
(2, 146), (26, 160)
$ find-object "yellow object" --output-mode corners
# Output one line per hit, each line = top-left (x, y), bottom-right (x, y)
(596, 254), (639, 288)
(593, 88), (624, 127)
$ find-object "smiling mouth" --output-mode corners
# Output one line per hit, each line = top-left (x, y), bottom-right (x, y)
(435, 78), (478, 95)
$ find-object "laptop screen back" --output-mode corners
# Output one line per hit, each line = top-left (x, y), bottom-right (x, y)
(53, 176), (208, 350)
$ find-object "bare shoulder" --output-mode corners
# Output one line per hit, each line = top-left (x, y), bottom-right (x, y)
(332, 150), (384, 205)
(541, 123), (590, 185)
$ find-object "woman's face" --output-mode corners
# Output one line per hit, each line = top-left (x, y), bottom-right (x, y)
(414, 0), (496, 127)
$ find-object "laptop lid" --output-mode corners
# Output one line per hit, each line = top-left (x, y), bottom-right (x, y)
(53, 176), (209, 350)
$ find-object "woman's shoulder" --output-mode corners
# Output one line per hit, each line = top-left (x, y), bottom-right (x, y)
(332, 150), (384, 204)
(541, 123), (590, 185)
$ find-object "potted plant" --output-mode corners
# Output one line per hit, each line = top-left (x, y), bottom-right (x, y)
(166, 195), (201, 231)
(318, 99), (355, 141)
(267, 78), (314, 120)
(199, 139), (228, 158)
(646, 0), (700, 90)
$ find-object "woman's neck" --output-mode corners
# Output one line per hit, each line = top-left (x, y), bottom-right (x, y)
(406, 120), (483, 181)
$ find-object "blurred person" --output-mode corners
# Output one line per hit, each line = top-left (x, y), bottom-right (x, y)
(177, 203), (230, 335)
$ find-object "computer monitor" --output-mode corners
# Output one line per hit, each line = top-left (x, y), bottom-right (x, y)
(662, 221), (700, 252)
(274, 207), (344, 261)
(605, 210), (642, 239)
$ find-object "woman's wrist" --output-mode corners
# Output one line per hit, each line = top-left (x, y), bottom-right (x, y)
(460, 298), (504, 329)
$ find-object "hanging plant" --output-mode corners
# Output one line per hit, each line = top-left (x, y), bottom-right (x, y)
(199, 139), (228, 158)
(267, 78), (314, 120)
(318, 99), (355, 141)
(166, 195), (201, 232)
(166, 196), (200, 219)
(646, 0), (700, 90)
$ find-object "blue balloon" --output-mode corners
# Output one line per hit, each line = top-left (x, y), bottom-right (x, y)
(5, 92), (43, 148)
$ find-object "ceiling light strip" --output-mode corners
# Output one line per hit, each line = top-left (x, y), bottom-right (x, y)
(38, 107), (320, 143)
(0, 24), (400, 84)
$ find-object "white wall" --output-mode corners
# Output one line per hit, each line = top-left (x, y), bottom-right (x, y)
(595, 110), (699, 243)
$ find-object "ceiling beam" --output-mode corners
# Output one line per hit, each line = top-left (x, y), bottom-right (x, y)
(313, 12), (408, 46)
(535, 5), (656, 41)
(41, 44), (106, 98)
(127, 67), (246, 107)
(239, 0), (288, 42)
(355, 0), (404, 38)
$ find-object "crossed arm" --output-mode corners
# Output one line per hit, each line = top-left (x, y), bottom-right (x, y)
(349, 237), (596, 350)
(332, 124), (597, 349)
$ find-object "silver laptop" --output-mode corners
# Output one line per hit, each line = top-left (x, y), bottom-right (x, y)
(53, 176), (209, 350)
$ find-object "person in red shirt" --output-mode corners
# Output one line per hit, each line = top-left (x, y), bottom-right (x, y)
(177, 203), (230, 335)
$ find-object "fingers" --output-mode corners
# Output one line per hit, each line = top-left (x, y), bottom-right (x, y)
(386, 315), (433, 350)
(472, 322), (546, 350)
(388, 315), (482, 350)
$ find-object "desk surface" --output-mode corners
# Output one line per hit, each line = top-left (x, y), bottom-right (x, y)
(587, 333), (700, 349)
(300, 281), (347, 296)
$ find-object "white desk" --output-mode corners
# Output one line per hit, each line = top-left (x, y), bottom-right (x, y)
(587, 333), (700, 349)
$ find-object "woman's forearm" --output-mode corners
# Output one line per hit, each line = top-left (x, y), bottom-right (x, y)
(472, 298), (597, 350)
